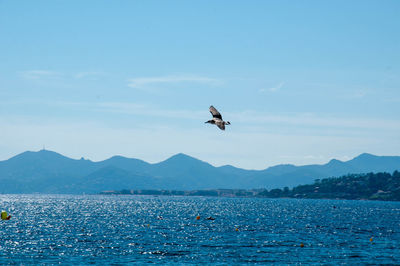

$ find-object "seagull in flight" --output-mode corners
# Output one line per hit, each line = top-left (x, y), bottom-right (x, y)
(205, 105), (231, 130)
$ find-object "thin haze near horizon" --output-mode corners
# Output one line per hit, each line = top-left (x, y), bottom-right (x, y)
(1, 1), (399, 170)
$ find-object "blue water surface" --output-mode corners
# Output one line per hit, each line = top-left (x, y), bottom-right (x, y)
(0, 195), (399, 264)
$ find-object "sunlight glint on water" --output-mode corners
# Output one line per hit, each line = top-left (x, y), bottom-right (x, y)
(0, 195), (399, 264)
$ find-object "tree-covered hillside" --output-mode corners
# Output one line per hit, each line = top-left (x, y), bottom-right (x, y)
(258, 171), (400, 201)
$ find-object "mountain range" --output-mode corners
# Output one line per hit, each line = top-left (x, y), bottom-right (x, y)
(0, 150), (399, 194)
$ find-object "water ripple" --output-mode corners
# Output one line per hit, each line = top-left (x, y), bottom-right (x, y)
(0, 195), (399, 264)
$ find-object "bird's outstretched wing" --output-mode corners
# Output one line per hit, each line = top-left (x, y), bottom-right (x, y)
(216, 121), (225, 130)
(209, 106), (222, 119)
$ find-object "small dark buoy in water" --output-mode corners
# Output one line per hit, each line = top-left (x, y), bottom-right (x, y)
(196, 215), (201, 220)
(1, 211), (11, 220)
(206, 216), (215, 220)
(300, 243), (304, 248)
(370, 237), (373, 242)
(235, 227), (239, 231)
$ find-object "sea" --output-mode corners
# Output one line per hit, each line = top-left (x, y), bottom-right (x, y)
(0, 195), (399, 265)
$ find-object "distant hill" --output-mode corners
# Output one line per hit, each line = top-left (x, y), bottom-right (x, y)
(0, 150), (399, 193)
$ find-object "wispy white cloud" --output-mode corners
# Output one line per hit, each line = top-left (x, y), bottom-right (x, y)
(63, 101), (206, 120)
(74, 71), (104, 79)
(228, 110), (400, 132)
(20, 70), (105, 81)
(4, 99), (400, 133)
(127, 74), (220, 89)
(350, 90), (367, 99)
(0, 99), (205, 121)
(19, 70), (61, 80)
(259, 81), (285, 93)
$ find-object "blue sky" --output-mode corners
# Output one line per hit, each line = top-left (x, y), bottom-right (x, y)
(1, 1), (399, 169)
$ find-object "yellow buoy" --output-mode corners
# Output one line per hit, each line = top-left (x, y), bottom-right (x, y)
(1, 211), (11, 220)
(370, 237), (373, 242)
(235, 227), (239, 231)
